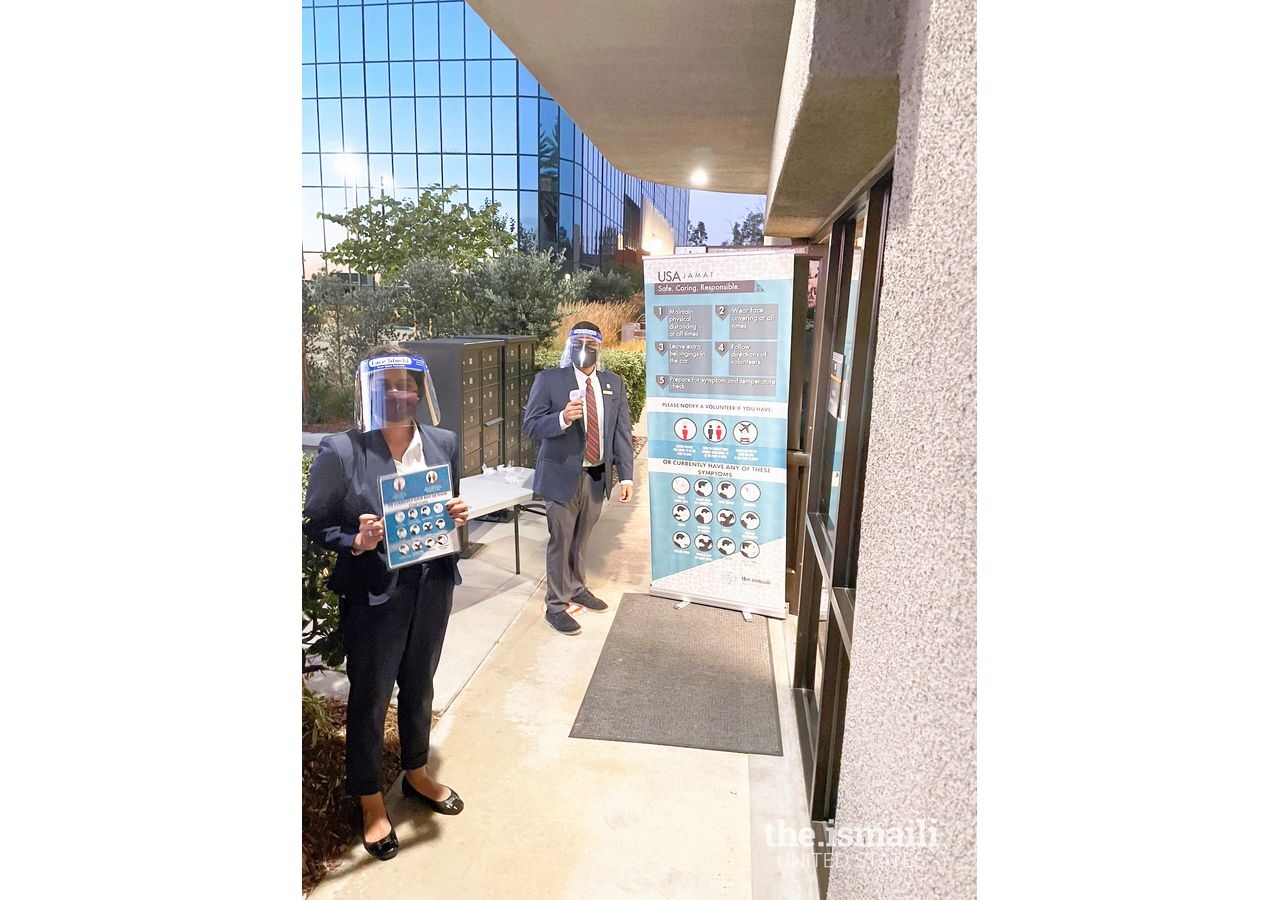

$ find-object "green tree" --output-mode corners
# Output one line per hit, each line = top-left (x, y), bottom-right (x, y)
(687, 220), (709, 245)
(723, 205), (765, 247)
(465, 248), (584, 345)
(400, 254), (477, 338)
(317, 185), (515, 281)
(397, 246), (583, 344)
(302, 274), (401, 422)
(585, 267), (638, 302)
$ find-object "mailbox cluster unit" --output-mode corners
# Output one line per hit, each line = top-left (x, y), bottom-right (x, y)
(462, 334), (539, 471)
(403, 335), (539, 478)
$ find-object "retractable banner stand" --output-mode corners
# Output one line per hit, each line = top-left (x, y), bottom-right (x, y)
(643, 249), (796, 618)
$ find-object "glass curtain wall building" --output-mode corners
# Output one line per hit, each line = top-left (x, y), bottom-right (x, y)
(302, 0), (689, 278)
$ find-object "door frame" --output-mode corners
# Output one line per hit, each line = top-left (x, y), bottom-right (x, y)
(790, 168), (893, 839)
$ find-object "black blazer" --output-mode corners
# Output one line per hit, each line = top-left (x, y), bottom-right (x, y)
(522, 366), (634, 505)
(303, 424), (462, 606)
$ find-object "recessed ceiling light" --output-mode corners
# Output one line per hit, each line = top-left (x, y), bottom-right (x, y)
(691, 168), (709, 187)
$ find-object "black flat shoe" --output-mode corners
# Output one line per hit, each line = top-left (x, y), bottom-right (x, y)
(402, 775), (465, 815)
(545, 609), (582, 635)
(362, 824), (399, 861)
(574, 590), (609, 612)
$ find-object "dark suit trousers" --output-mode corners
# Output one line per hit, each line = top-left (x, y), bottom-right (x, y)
(544, 466), (606, 613)
(340, 564), (454, 796)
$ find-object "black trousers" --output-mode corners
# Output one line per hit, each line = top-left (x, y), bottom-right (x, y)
(340, 563), (455, 796)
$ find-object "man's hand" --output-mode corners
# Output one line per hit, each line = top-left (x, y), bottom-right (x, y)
(562, 397), (584, 423)
(618, 483), (633, 503)
(445, 497), (470, 528)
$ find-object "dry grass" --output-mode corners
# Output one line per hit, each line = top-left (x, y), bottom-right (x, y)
(554, 297), (643, 347)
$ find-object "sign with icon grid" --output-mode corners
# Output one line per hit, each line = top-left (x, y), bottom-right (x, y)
(642, 250), (797, 617)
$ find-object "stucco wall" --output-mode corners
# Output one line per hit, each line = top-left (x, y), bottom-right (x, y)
(825, 0), (977, 893)
(767, 0), (904, 237)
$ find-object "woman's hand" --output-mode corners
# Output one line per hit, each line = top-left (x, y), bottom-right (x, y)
(352, 513), (384, 554)
(445, 497), (469, 528)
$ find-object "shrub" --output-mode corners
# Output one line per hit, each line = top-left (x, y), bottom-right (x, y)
(303, 275), (400, 425)
(302, 454), (344, 675)
(584, 267), (637, 302)
(593, 263), (644, 298)
(401, 254), (476, 338)
(304, 376), (352, 425)
(399, 248), (584, 346)
(533, 346), (560, 372)
(464, 249), (580, 346)
(601, 348), (646, 423)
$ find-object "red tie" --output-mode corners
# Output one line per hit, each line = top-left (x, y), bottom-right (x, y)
(584, 376), (602, 465)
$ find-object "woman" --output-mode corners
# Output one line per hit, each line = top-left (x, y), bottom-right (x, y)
(303, 344), (470, 861)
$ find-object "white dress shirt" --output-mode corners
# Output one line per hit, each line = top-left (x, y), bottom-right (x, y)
(393, 422), (428, 475)
(558, 367), (632, 484)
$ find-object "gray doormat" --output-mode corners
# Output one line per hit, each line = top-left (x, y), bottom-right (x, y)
(570, 593), (783, 756)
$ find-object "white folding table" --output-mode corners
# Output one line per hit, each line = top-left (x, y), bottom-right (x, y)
(457, 467), (537, 573)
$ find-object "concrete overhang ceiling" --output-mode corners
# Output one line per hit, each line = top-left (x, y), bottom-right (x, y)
(469, 0), (906, 239)
(467, 0), (795, 195)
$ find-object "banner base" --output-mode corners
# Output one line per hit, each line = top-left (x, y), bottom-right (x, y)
(649, 586), (787, 620)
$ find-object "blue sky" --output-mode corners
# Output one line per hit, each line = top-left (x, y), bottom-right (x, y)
(687, 190), (766, 245)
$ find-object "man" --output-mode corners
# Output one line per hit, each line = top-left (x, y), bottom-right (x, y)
(523, 322), (634, 635)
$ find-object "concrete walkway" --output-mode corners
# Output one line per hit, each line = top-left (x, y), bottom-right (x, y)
(305, 415), (819, 899)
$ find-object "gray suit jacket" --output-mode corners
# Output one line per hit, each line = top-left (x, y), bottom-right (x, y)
(522, 366), (634, 504)
(303, 424), (462, 605)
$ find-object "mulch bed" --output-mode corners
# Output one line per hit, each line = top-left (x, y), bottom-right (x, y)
(302, 696), (443, 894)
(303, 696), (399, 892)
(303, 420), (355, 434)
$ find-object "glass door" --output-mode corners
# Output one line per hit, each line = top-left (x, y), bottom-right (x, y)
(792, 171), (892, 833)
(786, 250), (827, 612)
(810, 212), (864, 714)
(820, 216), (866, 556)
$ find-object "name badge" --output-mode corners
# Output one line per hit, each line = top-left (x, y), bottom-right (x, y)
(602, 388), (614, 395)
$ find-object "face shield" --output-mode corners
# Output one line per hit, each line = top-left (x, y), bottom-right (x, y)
(558, 327), (604, 369)
(355, 354), (441, 432)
